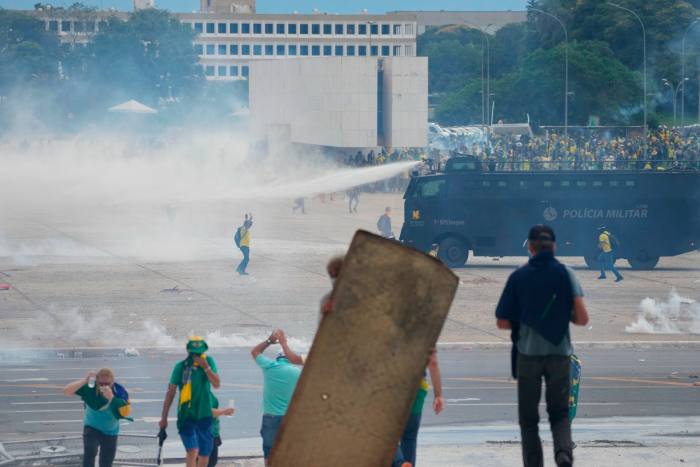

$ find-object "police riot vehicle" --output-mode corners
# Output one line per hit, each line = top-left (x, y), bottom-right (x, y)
(400, 156), (700, 269)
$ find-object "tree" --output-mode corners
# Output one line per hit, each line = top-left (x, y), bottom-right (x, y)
(76, 8), (202, 111)
(436, 41), (641, 127)
(0, 9), (59, 89)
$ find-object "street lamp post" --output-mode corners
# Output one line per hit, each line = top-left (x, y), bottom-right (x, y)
(530, 8), (568, 136)
(463, 21), (493, 127)
(681, 18), (700, 126)
(663, 78), (689, 127)
(607, 3), (646, 158)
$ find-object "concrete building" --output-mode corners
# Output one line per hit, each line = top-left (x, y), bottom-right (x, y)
(250, 57), (428, 149)
(32, 0), (418, 82)
(179, 12), (418, 81)
(391, 10), (527, 35)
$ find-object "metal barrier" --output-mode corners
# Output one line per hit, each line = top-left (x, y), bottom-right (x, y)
(0, 434), (158, 467)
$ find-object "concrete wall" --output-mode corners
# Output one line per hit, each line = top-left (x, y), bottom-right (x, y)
(250, 57), (427, 149)
(383, 57), (428, 149)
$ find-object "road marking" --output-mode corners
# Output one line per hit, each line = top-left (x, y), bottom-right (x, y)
(1, 409), (83, 414)
(24, 419), (83, 424)
(10, 399), (161, 405)
(445, 402), (621, 407)
(588, 377), (697, 388)
(11, 401), (81, 405)
(445, 398), (481, 402)
(444, 377), (515, 384)
(1, 378), (49, 383)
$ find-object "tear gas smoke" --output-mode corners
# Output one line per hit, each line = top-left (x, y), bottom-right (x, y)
(625, 289), (700, 334)
(0, 131), (415, 263)
(18, 306), (311, 350)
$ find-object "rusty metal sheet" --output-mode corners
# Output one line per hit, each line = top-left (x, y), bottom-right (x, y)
(271, 230), (459, 467)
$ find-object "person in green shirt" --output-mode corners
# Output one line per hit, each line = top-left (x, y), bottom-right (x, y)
(63, 368), (128, 467)
(396, 348), (444, 467)
(159, 337), (221, 467)
(204, 395), (235, 467)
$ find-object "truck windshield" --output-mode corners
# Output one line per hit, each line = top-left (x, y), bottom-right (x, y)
(412, 179), (446, 198)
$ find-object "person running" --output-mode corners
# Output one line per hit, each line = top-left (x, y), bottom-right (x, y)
(597, 227), (623, 282)
(235, 214), (253, 275)
(292, 197), (306, 214)
(251, 330), (303, 466)
(159, 337), (221, 467)
(347, 187), (360, 213)
(495, 225), (589, 467)
(63, 368), (131, 467)
(377, 207), (394, 239)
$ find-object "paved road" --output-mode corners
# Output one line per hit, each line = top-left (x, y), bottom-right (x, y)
(1, 348), (698, 442)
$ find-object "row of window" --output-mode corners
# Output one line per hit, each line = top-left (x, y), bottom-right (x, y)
(195, 43), (410, 57)
(189, 21), (414, 37)
(47, 19), (101, 33)
(204, 64), (250, 78)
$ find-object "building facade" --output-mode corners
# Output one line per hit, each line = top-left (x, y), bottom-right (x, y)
(250, 57), (428, 149)
(179, 13), (418, 81)
(32, 1), (417, 83)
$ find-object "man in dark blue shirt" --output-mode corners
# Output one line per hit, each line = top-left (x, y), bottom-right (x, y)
(495, 225), (589, 467)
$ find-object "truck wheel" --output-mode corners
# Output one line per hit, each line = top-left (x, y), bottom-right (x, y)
(439, 237), (469, 268)
(628, 252), (659, 270)
(583, 254), (600, 270)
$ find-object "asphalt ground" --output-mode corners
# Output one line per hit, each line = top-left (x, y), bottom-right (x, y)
(1, 193), (699, 349)
(0, 347), (698, 443)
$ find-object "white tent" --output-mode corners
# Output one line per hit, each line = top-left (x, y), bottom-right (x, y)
(108, 100), (158, 114)
(231, 106), (250, 118)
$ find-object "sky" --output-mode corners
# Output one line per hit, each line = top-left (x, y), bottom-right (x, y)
(0, 0), (528, 13)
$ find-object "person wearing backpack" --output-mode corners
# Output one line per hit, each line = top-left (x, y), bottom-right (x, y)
(597, 227), (623, 282)
(235, 214), (253, 276)
(63, 368), (132, 467)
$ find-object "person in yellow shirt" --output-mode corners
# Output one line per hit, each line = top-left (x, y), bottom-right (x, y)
(597, 228), (623, 282)
(236, 215), (253, 275)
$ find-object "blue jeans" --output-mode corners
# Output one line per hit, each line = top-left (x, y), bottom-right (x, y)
(391, 411), (423, 467)
(598, 251), (622, 280)
(260, 414), (283, 459)
(237, 246), (250, 273)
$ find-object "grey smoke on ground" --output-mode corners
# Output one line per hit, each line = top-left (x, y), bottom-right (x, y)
(626, 289), (700, 334)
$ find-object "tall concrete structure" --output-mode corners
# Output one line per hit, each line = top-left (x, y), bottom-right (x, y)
(391, 10), (527, 35)
(250, 57), (428, 149)
(200, 0), (255, 14)
(134, 0), (155, 10)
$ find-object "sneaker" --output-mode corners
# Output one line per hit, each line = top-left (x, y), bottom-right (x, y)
(597, 275), (606, 280)
(615, 276), (624, 282)
(555, 451), (573, 467)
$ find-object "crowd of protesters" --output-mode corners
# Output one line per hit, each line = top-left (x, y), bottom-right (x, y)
(342, 127), (700, 173)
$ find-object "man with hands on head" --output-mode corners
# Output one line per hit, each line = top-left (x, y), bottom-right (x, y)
(251, 330), (303, 466)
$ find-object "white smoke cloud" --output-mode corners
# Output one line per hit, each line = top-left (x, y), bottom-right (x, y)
(625, 289), (700, 334)
(19, 306), (312, 349)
